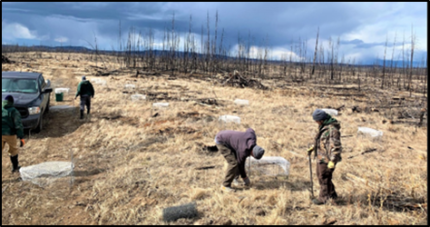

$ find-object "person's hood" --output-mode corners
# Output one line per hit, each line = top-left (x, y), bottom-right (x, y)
(319, 116), (341, 130)
(245, 128), (257, 150)
(2, 100), (13, 109)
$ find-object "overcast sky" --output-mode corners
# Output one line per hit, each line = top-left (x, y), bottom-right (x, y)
(2, 2), (427, 64)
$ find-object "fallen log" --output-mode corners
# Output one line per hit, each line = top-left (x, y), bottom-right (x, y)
(204, 145), (218, 152)
(327, 93), (366, 97)
(335, 105), (345, 111)
(347, 148), (377, 159)
(194, 166), (216, 170)
(386, 201), (427, 211)
(352, 106), (361, 113)
(353, 98), (368, 103)
(372, 105), (417, 109)
(90, 65), (106, 70)
(221, 70), (268, 90)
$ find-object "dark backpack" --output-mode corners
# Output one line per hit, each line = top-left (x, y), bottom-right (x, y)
(81, 82), (90, 91)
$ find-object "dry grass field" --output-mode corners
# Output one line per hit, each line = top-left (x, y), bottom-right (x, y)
(2, 52), (427, 225)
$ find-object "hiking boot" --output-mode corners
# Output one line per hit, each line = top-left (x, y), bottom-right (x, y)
(12, 166), (21, 173)
(312, 198), (325, 205)
(10, 155), (21, 173)
(220, 185), (235, 193)
(80, 110), (84, 119)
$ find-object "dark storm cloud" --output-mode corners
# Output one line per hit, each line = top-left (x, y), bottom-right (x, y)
(340, 39), (396, 49)
(2, 2), (168, 21)
(2, 2), (427, 62)
(2, 2), (365, 42)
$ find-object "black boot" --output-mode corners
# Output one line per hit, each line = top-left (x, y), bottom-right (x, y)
(312, 198), (325, 205)
(80, 110), (84, 119)
(10, 155), (21, 173)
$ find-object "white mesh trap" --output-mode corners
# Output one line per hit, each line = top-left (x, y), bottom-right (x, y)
(234, 99), (249, 106)
(321, 108), (338, 116)
(153, 102), (169, 108)
(245, 156), (290, 176)
(131, 94), (146, 101)
(357, 127), (383, 139)
(19, 161), (74, 187)
(218, 115), (241, 124)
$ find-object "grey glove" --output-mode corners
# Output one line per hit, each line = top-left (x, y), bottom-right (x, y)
(243, 177), (251, 186)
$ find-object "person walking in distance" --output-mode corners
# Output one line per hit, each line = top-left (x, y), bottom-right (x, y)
(2, 95), (25, 173)
(215, 128), (265, 192)
(75, 76), (95, 119)
(307, 109), (342, 205)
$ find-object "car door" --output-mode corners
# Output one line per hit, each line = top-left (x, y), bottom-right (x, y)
(38, 75), (48, 114)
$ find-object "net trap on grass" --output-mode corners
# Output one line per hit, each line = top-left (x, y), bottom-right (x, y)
(245, 156), (291, 177)
(19, 161), (74, 187)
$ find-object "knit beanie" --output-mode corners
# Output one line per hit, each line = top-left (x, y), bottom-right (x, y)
(312, 109), (329, 121)
(5, 95), (14, 103)
(252, 145), (265, 159)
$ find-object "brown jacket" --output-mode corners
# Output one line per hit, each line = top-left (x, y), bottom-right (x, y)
(216, 128), (257, 178)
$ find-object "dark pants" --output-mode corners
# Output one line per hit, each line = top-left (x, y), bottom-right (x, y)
(316, 162), (338, 203)
(80, 95), (91, 113)
(217, 144), (239, 187)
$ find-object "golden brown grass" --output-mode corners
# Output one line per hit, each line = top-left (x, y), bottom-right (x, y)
(2, 52), (427, 225)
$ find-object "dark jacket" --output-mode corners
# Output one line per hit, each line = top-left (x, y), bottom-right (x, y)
(2, 100), (24, 139)
(76, 80), (95, 97)
(216, 128), (257, 178)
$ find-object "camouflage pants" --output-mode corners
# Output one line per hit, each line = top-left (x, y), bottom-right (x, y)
(217, 144), (239, 187)
(316, 161), (338, 203)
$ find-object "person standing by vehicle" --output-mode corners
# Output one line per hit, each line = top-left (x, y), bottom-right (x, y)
(75, 76), (95, 119)
(307, 109), (342, 205)
(215, 128), (265, 192)
(2, 95), (25, 173)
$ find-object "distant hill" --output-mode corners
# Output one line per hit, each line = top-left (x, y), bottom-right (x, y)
(2, 44), (426, 68)
(2, 44), (92, 52)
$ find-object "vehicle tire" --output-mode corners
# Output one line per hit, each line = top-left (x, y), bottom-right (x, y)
(34, 115), (43, 133)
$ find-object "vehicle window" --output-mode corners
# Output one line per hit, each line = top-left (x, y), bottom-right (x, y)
(2, 78), (39, 93)
(39, 76), (45, 89)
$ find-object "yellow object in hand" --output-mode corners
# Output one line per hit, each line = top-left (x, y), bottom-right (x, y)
(307, 146), (314, 156)
(327, 161), (335, 169)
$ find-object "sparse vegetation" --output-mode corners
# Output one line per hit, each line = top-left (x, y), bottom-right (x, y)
(1, 16), (427, 225)
(1, 50), (427, 225)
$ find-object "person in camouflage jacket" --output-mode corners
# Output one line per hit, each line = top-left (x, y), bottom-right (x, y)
(308, 109), (342, 205)
(2, 95), (25, 173)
